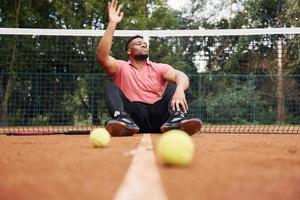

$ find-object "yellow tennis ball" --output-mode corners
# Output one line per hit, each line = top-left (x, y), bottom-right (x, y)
(89, 128), (111, 148)
(157, 129), (195, 166)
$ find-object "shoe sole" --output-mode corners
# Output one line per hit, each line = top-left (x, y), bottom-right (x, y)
(160, 118), (202, 136)
(180, 119), (202, 135)
(106, 121), (139, 137)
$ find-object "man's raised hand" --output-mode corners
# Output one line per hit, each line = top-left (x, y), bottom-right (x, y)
(108, 0), (124, 24)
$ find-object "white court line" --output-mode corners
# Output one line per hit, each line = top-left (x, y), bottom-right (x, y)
(113, 134), (168, 200)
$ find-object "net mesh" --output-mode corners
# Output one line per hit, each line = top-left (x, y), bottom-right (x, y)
(0, 28), (299, 134)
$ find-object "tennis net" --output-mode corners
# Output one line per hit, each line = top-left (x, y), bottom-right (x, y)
(0, 28), (299, 134)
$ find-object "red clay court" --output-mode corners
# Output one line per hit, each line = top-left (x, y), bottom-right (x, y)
(1, 130), (299, 200)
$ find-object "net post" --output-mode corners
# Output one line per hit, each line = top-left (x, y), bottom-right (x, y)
(276, 39), (285, 123)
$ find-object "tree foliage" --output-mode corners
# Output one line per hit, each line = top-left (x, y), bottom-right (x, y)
(0, 0), (299, 125)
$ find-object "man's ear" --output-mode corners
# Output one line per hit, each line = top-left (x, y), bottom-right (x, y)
(127, 49), (131, 55)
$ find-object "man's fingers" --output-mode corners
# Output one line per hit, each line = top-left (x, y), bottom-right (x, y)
(108, 2), (111, 10)
(119, 11), (124, 19)
(116, 4), (123, 14)
(175, 101), (180, 112)
(111, 0), (116, 8)
(172, 98), (188, 113)
(171, 99), (176, 111)
(172, 99), (181, 111)
(184, 99), (188, 112)
(179, 101), (187, 113)
(179, 99), (188, 113)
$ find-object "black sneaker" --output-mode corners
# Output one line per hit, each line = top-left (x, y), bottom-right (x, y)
(105, 111), (140, 136)
(160, 111), (202, 135)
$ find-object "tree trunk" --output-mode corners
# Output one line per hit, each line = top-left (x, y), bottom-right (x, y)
(1, 77), (15, 125)
(1, 42), (17, 125)
(0, 72), (4, 122)
(0, 0), (20, 125)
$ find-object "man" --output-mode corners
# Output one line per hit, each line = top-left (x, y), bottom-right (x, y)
(97, 0), (202, 136)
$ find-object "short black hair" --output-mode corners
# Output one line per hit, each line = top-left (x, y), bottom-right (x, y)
(125, 35), (143, 52)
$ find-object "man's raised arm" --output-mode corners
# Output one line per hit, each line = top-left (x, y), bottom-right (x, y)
(97, 0), (123, 75)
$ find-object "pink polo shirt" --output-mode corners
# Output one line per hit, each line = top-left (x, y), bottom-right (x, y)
(111, 60), (172, 104)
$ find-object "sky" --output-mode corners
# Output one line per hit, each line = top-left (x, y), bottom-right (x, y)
(167, 0), (243, 23)
(167, 0), (190, 10)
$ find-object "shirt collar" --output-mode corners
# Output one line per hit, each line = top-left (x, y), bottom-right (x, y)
(128, 59), (151, 67)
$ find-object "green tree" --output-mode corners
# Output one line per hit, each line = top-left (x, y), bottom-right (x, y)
(1, 0), (195, 126)
(0, 0), (21, 125)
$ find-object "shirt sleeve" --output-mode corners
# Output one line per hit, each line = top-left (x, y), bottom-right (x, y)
(109, 59), (123, 79)
(157, 63), (173, 76)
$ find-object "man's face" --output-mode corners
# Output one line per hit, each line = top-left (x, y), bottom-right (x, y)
(128, 38), (149, 60)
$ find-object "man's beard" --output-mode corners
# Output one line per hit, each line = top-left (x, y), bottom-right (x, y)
(134, 53), (149, 61)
